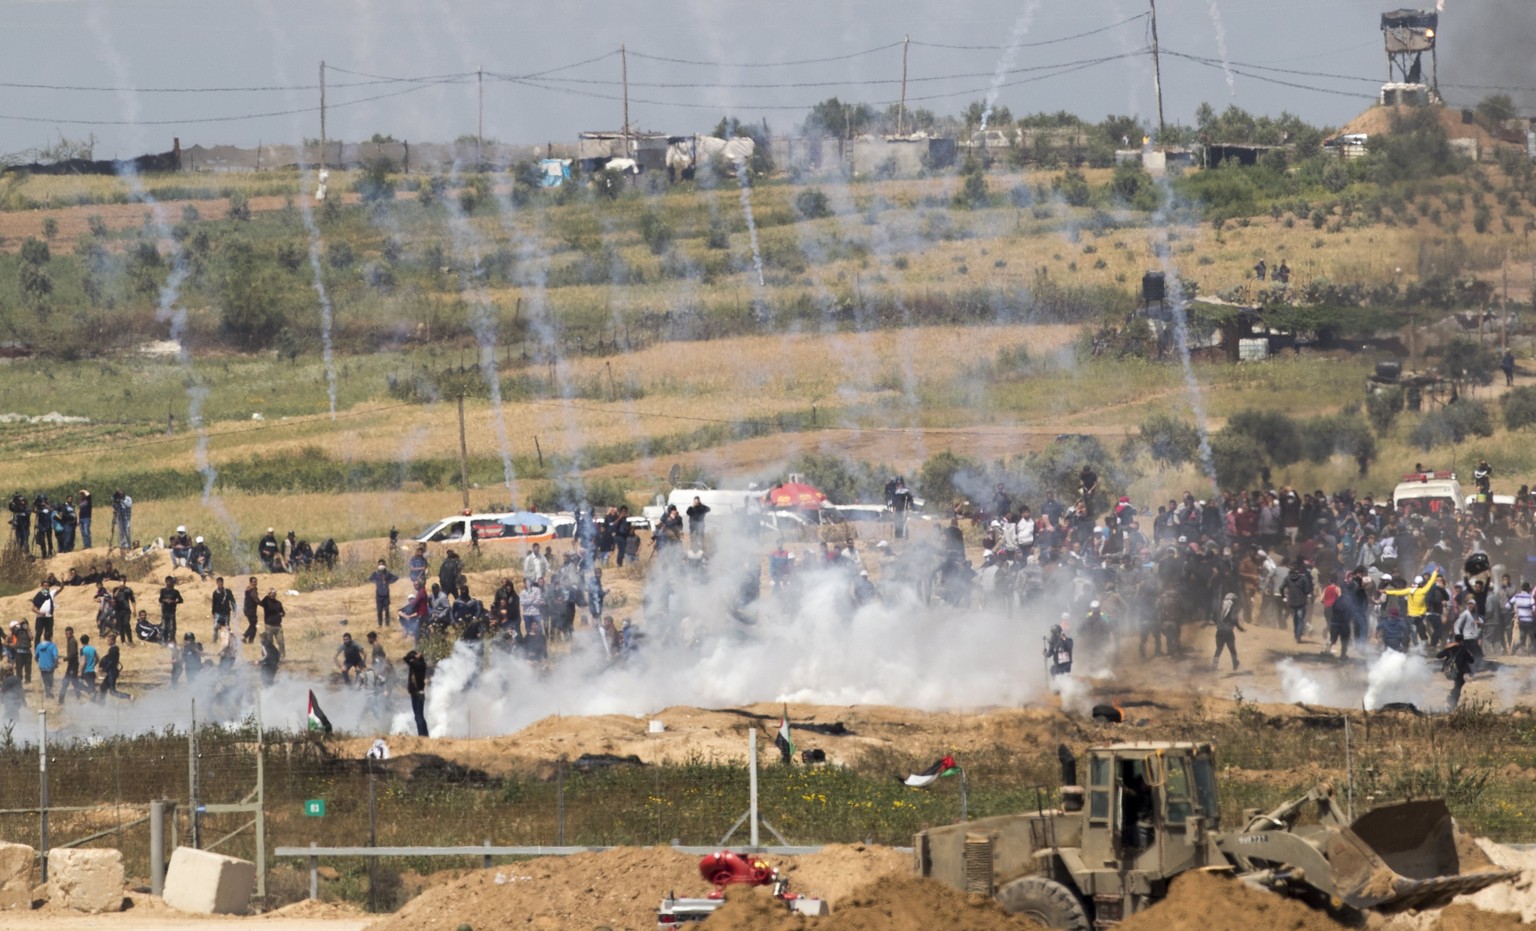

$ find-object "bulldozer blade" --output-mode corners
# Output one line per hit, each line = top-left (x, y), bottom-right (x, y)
(1327, 799), (1516, 912)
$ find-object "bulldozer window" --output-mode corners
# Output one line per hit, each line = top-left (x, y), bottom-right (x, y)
(1089, 756), (1111, 823)
(1164, 756), (1193, 824)
(1192, 754), (1219, 821)
(1119, 759), (1156, 852)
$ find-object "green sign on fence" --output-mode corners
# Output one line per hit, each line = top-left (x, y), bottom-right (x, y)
(303, 799), (325, 817)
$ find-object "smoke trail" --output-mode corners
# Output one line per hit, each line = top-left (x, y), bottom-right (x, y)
(1205, 0), (1236, 96)
(978, 1), (1042, 132)
(1163, 278), (1218, 481)
(735, 162), (766, 288)
(437, 163), (519, 497)
(302, 197), (339, 419)
(85, 9), (243, 557)
(249, 0), (339, 420)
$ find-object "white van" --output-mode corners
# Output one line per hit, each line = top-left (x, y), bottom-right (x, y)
(1393, 471), (1463, 518)
(414, 511), (558, 546)
(642, 483), (764, 524)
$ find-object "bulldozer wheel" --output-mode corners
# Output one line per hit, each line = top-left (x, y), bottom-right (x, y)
(996, 876), (1090, 931)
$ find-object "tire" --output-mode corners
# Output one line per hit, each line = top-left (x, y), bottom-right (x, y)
(996, 876), (1090, 931)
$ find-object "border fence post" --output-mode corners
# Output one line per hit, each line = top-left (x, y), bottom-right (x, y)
(150, 800), (167, 896)
(38, 710), (48, 882)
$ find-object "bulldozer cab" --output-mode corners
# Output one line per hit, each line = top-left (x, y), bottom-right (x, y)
(1081, 743), (1220, 877)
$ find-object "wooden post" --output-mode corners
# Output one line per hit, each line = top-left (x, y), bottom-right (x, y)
(1149, 0), (1166, 141)
(621, 44), (631, 160)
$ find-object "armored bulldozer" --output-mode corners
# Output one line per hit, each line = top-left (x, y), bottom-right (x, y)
(914, 742), (1512, 929)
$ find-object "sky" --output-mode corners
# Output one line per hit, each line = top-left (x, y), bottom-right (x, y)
(0, 0), (1526, 161)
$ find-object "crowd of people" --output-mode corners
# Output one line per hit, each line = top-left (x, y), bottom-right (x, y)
(885, 459), (1526, 708)
(7, 459), (1531, 726)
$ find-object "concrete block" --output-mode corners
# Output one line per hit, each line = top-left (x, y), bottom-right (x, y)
(0, 842), (35, 909)
(47, 848), (123, 913)
(161, 846), (254, 915)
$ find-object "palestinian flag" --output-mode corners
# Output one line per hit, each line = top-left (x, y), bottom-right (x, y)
(307, 690), (333, 736)
(774, 706), (795, 764)
(903, 755), (961, 787)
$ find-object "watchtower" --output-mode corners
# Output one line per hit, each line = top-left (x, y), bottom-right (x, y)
(1380, 9), (1439, 102)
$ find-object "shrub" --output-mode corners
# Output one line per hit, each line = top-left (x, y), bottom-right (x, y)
(1501, 386), (1536, 431)
(918, 450), (978, 509)
(1302, 413), (1376, 475)
(785, 453), (889, 505)
(326, 242), (355, 270)
(1222, 409), (1302, 467)
(1438, 337), (1498, 387)
(355, 157), (397, 204)
(227, 190), (251, 221)
(18, 237), (49, 267)
(957, 163), (989, 209)
(1410, 400), (1494, 450)
(1137, 413), (1202, 466)
(1211, 431), (1267, 489)
(1367, 386), (1404, 434)
(704, 221), (730, 250)
(638, 209), (674, 255)
(794, 188), (832, 220)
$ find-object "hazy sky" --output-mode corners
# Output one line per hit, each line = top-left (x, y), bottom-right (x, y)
(0, 0), (1520, 160)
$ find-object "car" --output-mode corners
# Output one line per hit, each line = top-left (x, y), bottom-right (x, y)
(414, 511), (557, 546)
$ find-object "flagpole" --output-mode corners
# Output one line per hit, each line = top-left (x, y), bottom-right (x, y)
(960, 768), (969, 822)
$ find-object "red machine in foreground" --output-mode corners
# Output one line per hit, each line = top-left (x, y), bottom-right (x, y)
(657, 851), (829, 926)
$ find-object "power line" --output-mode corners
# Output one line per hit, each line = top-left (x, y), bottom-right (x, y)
(1168, 53), (1376, 101)
(1168, 47), (1536, 96)
(1163, 49), (1378, 86)
(504, 51), (1143, 112)
(0, 77), (463, 127)
(909, 13), (1148, 51)
(625, 42), (903, 68)
(0, 77), (405, 93)
(515, 52), (1149, 91)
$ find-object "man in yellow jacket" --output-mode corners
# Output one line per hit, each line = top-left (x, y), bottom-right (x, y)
(1382, 569), (1439, 647)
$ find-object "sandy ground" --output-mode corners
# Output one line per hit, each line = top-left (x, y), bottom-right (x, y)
(4, 893), (369, 929)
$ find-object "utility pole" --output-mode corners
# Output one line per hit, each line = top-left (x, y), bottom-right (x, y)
(457, 393), (471, 511)
(477, 65), (484, 169)
(1148, 0), (1166, 142)
(319, 60), (327, 170)
(620, 43), (631, 159)
(898, 35), (910, 136)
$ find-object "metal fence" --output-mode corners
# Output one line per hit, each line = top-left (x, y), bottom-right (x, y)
(3, 701), (1536, 911)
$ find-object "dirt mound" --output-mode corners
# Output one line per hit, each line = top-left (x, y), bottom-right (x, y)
(1338, 105), (1505, 151)
(698, 874), (1047, 930)
(363, 844), (915, 931)
(771, 844), (911, 905)
(1117, 872), (1344, 931)
(1430, 903), (1525, 930)
(262, 898), (369, 919)
(364, 846), (722, 931)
